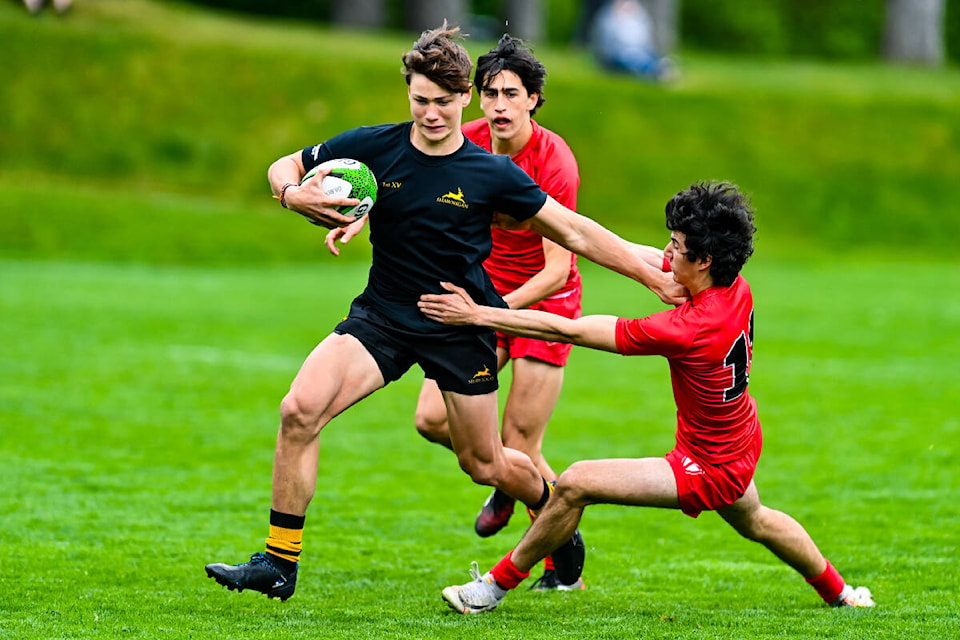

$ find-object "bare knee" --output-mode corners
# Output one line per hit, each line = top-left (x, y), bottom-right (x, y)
(501, 420), (542, 457)
(552, 463), (591, 507)
(456, 453), (499, 487)
(414, 408), (451, 446)
(279, 391), (323, 443)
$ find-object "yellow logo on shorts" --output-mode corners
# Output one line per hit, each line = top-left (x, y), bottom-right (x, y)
(472, 366), (491, 379)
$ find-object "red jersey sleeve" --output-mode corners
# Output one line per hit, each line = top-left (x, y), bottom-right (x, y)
(615, 308), (695, 357)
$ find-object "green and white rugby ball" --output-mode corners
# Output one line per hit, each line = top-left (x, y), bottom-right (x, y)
(301, 158), (377, 220)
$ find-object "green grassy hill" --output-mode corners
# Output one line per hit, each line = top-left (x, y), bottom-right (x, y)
(2, 0), (959, 265)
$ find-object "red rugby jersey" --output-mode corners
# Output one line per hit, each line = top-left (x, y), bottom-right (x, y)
(462, 118), (581, 298)
(614, 275), (760, 464)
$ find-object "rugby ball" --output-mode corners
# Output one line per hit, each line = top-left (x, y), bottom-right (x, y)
(301, 158), (377, 221)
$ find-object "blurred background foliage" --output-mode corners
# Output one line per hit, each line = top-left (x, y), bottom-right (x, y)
(180, 0), (960, 61)
(1, 0), (958, 266)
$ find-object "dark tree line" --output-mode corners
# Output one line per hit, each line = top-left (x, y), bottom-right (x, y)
(180, 0), (951, 66)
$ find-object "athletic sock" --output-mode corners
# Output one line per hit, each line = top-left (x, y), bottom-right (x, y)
(525, 478), (553, 513)
(490, 551), (531, 591)
(806, 559), (845, 603)
(265, 509), (304, 572)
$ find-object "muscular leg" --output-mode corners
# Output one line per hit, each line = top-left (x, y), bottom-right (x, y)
(414, 347), (509, 449)
(413, 378), (453, 449)
(416, 354), (561, 479)
(273, 332), (386, 516)
(511, 457), (679, 572)
(442, 390), (546, 507)
(717, 481), (828, 579)
(205, 332), (387, 599)
(500, 357), (564, 480)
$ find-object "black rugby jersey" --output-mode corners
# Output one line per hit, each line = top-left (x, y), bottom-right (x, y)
(302, 122), (548, 336)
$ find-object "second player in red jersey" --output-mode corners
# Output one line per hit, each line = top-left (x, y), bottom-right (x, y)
(414, 35), (586, 591)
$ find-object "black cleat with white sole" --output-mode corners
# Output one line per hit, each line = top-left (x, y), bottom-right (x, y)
(205, 552), (297, 601)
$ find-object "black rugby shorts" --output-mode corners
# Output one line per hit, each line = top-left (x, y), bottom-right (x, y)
(334, 304), (499, 396)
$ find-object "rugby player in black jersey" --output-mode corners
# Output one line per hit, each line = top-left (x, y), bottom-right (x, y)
(205, 22), (684, 602)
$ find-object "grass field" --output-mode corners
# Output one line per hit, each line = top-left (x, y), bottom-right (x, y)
(2, 0), (959, 637)
(2, 256), (957, 639)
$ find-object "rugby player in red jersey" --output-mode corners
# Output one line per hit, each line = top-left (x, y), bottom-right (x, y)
(421, 181), (875, 613)
(413, 34), (585, 591)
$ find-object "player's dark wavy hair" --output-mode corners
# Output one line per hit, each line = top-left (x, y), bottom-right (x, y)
(474, 34), (547, 115)
(665, 181), (756, 287)
(402, 21), (473, 94)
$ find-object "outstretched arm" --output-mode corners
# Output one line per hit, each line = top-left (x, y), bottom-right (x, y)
(527, 197), (688, 306)
(419, 282), (620, 353)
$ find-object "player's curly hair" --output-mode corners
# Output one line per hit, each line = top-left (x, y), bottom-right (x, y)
(474, 34), (547, 116)
(402, 21), (473, 94)
(665, 181), (756, 287)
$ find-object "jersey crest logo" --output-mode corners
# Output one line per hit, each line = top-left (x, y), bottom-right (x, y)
(437, 187), (469, 209)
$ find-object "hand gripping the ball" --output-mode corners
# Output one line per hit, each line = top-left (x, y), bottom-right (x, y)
(296, 158), (378, 229)
(288, 177), (361, 229)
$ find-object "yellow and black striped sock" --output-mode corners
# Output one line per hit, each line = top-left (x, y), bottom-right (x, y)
(265, 509), (304, 572)
(525, 478), (553, 514)
(526, 479), (557, 520)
